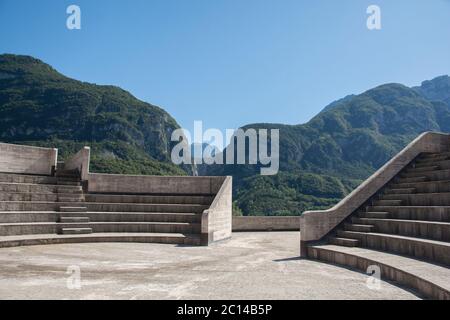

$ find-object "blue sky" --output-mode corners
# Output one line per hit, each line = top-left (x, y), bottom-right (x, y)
(1, 0), (450, 140)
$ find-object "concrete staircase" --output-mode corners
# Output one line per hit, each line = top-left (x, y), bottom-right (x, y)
(0, 170), (210, 247)
(307, 151), (450, 299)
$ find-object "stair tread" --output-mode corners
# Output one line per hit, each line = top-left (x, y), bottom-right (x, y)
(340, 230), (450, 247)
(309, 244), (450, 291)
(0, 232), (200, 241)
(357, 218), (450, 226)
(0, 221), (199, 226)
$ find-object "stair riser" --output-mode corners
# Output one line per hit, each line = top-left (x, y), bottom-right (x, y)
(352, 218), (450, 242)
(395, 176), (427, 184)
(85, 194), (213, 205)
(0, 184), (81, 194)
(414, 159), (450, 169)
(391, 181), (450, 193)
(380, 194), (450, 206)
(0, 212), (57, 223)
(372, 200), (402, 206)
(344, 224), (374, 232)
(406, 166), (439, 173)
(360, 211), (450, 222)
(0, 174), (57, 184)
(0, 193), (58, 202)
(329, 237), (359, 247)
(401, 170), (450, 180)
(0, 235), (201, 248)
(306, 246), (450, 300)
(383, 188), (416, 194)
(85, 203), (207, 213)
(0, 202), (85, 211)
(0, 223), (201, 236)
(63, 213), (201, 223)
(336, 231), (450, 266)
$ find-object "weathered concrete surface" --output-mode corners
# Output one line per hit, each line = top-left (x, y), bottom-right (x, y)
(64, 147), (90, 180)
(0, 232), (419, 300)
(202, 176), (232, 244)
(87, 173), (226, 195)
(233, 216), (300, 231)
(301, 132), (450, 253)
(0, 142), (57, 176)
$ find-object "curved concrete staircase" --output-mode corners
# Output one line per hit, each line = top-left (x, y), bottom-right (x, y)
(304, 149), (450, 299)
(0, 169), (212, 247)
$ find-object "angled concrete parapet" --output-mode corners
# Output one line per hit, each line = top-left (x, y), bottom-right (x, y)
(300, 131), (450, 256)
(0, 142), (57, 176)
(64, 146), (90, 180)
(201, 176), (232, 245)
(233, 216), (300, 232)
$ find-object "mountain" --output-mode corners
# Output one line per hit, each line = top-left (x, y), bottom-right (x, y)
(0, 54), (187, 175)
(202, 76), (450, 216)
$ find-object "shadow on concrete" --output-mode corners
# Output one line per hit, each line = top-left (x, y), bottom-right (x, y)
(273, 256), (303, 262)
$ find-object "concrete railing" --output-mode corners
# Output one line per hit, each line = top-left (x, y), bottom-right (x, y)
(87, 173), (227, 195)
(300, 131), (450, 255)
(233, 216), (300, 232)
(0, 142), (57, 176)
(201, 176), (232, 245)
(64, 146), (90, 180)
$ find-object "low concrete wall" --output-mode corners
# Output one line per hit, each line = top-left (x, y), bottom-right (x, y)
(87, 173), (226, 195)
(64, 147), (90, 180)
(0, 142), (57, 176)
(300, 131), (450, 255)
(201, 176), (232, 244)
(233, 216), (300, 231)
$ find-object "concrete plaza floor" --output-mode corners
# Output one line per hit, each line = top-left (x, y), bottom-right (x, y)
(0, 232), (419, 300)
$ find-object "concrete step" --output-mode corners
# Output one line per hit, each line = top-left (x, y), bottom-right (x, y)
(0, 192), (84, 202)
(418, 152), (450, 161)
(344, 223), (374, 232)
(0, 192), (58, 202)
(56, 180), (80, 186)
(384, 187), (416, 194)
(57, 195), (85, 202)
(352, 218), (450, 242)
(372, 199), (403, 206)
(391, 180), (450, 193)
(406, 165), (440, 173)
(59, 217), (90, 223)
(61, 228), (92, 235)
(358, 211), (391, 219)
(306, 244), (450, 299)
(0, 201), (88, 212)
(0, 221), (201, 236)
(336, 230), (450, 266)
(0, 211), (57, 223)
(84, 202), (208, 213)
(362, 209), (450, 222)
(414, 159), (450, 169)
(0, 232), (202, 247)
(0, 173), (57, 185)
(0, 211), (201, 223)
(62, 211), (201, 223)
(395, 176), (428, 184)
(60, 206), (87, 213)
(380, 192), (450, 206)
(401, 169), (450, 180)
(328, 237), (359, 247)
(368, 205), (450, 217)
(85, 194), (214, 205)
(0, 182), (82, 194)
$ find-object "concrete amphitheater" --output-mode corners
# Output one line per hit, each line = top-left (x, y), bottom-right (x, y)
(0, 132), (449, 300)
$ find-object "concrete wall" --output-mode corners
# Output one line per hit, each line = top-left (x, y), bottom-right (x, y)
(201, 176), (232, 244)
(87, 173), (226, 195)
(64, 146), (90, 180)
(300, 131), (450, 255)
(233, 216), (300, 231)
(0, 142), (57, 176)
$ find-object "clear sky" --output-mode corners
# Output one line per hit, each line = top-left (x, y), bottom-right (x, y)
(1, 0), (450, 139)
